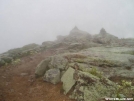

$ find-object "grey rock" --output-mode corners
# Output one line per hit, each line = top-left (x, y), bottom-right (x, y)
(93, 28), (119, 45)
(48, 55), (68, 70)
(61, 67), (76, 94)
(35, 57), (51, 77)
(44, 68), (60, 84)
(20, 73), (28, 76)
(69, 68), (117, 101)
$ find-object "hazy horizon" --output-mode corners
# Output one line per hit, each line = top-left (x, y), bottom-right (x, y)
(0, 0), (134, 53)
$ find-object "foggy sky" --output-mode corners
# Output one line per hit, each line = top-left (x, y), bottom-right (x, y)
(0, 0), (134, 53)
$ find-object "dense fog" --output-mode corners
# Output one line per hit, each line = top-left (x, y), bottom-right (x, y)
(0, 0), (134, 53)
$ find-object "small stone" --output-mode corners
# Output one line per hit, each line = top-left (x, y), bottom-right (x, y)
(10, 89), (14, 92)
(2, 76), (6, 78)
(19, 93), (22, 95)
(20, 73), (28, 76)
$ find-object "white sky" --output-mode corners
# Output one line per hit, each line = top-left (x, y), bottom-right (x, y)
(0, 0), (134, 53)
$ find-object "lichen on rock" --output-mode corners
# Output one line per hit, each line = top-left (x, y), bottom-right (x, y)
(35, 57), (51, 77)
(44, 68), (60, 84)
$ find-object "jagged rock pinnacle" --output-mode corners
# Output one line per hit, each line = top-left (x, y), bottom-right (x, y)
(73, 26), (79, 30)
(100, 28), (107, 35)
(70, 26), (79, 35)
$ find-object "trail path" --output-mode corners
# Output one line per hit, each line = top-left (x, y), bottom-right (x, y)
(0, 50), (74, 101)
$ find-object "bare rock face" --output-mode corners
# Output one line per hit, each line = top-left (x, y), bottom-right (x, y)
(70, 71), (116, 101)
(44, 68), (60, 84)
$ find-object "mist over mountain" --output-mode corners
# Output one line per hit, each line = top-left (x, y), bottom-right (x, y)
(0, 0), (134, 53)
(1, 1), (134, 101)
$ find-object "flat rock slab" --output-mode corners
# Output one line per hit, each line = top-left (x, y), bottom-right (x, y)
(61, 67), (76, 94)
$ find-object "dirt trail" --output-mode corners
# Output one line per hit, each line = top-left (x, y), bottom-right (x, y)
(0, 50), (75, 101)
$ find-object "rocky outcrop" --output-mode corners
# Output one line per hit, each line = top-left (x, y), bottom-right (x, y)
(69, 26), (90, 36)
(70, 71), (116, 101)
(54, 27), (127, 51)
(55, 27), (92, 49)
(48, 55), (68, 70)
(35, 47), (134, 79)
(1, 26), (134, 100)
(34, 46), (134, 100)
(93, 28), (119, 45)
(0, 43), (40, 67)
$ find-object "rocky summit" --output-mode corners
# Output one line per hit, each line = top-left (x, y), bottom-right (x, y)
(34, 27), (134, 101)
(0, 27), (134, 101)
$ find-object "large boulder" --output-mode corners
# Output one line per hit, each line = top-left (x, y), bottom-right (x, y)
(35, 54), (68, 77)
(61, 67), (76, 94)
(44, 68), (60, 84)
(48, 55), (68, 70)
(70, 82), (116, 101)
(70, 70), (117, 101)
(35, 57), (51, 77)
